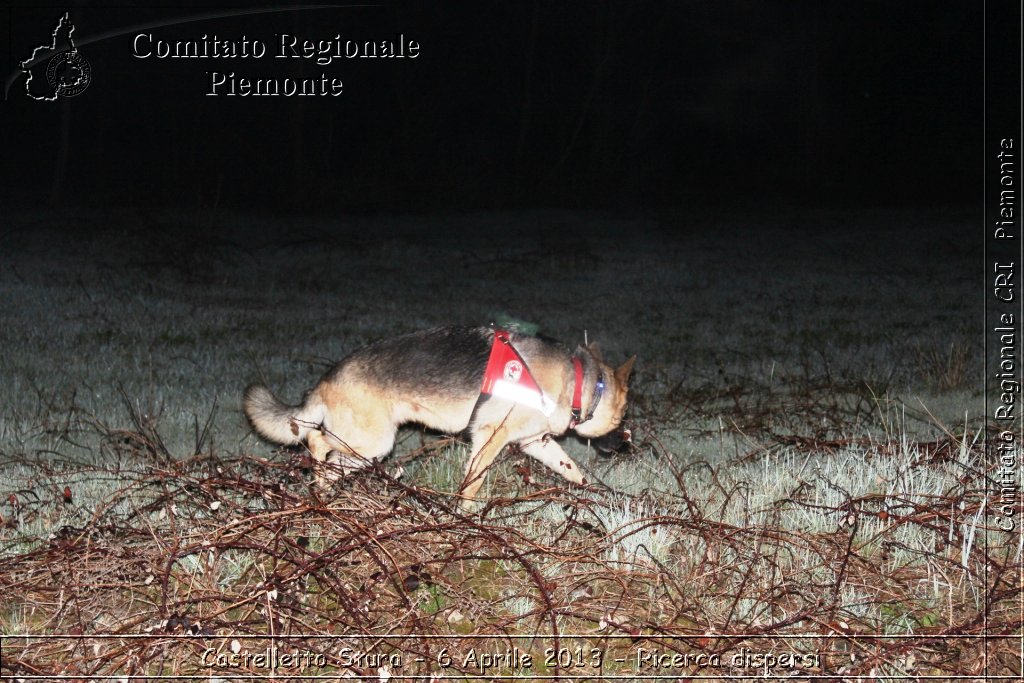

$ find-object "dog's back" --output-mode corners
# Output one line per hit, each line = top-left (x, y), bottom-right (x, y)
(325, 326), (492, 398)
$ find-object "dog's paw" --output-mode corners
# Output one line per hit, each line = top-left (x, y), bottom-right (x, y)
(558, 460), (585, 484)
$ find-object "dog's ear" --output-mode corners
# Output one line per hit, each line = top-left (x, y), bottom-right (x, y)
(587, 341), (603, 361)
(614, 355), (636, 385)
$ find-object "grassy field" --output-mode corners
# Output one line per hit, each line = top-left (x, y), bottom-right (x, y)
(0, 206), (1017, 680)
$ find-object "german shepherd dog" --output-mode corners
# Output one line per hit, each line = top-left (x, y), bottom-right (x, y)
(244, 326), (635, 508)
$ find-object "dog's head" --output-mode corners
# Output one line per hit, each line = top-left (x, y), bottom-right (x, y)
(574, 342), (636, 439)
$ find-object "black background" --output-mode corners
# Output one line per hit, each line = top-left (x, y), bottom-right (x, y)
(2, 2), (982, 223)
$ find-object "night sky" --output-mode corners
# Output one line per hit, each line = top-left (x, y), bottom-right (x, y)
(2, 2), (984, 223)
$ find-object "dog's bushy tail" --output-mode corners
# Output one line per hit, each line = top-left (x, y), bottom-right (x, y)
(244, 384), (324, 445)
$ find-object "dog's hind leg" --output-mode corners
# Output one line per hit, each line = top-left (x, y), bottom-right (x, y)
(520, 438), (585, 485)
(308, 425), (395, 488)
(306, 429), (337, 488)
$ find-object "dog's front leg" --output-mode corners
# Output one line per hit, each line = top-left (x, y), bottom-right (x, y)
(459, 425), (510, 509)
(520, 437), (585, 485)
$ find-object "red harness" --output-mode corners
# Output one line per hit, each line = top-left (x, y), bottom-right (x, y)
(481, 330), (544, 396)
(481, 330), (599, 427)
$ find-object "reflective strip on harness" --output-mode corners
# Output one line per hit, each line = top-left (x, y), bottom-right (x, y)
(480, 330), (555, 416)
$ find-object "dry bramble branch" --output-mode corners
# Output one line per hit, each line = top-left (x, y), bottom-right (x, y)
(0, 404), (1020, 680)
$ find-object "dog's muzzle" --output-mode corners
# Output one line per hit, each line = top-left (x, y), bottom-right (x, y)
(592, 426), (632, 455)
